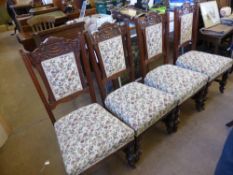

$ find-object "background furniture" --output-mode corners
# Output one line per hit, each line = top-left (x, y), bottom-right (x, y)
(15, 1), (96, 51)
(199, 28), (233, 53)
(27, 15), (55, 32)
(16, 10), (67, 51)
(216, 0), (231, 8)
(29, 5), (58, 15)
(198, 2), (233, 54)
(10, 3), (31, 17)
(17, 21), (84, 51)
(33, 21), (84, 46)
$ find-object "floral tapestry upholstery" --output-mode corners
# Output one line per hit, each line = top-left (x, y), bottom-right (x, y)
(41, 52), (83, 101)
(180, 13), (193, 45)
(176, 51), (233, 81)
(54, 103), (134, 175)
(105, 82), (177, 136)
(144, 64), (208, 104)
(145, 23), (163, 59)
(98, 35), (126, 77)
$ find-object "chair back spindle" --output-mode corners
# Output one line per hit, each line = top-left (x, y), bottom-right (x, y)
(27, 16), (55, 33)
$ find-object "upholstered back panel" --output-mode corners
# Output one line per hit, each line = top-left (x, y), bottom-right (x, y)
(145, 23), (163, 59)
(98, 35), (126, 78)
(180, 13), (193, 45)
(41, 52), (83, 100)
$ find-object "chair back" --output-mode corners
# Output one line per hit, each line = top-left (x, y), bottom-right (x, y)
(173, 2), (198, 63)
(85, 23), (134, 102)
(135, 12), (167, 79)
(20, 36), (96, 124)
(27, 15), (55, 33)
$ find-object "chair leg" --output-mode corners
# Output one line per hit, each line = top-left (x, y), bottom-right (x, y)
(202, 83), (210, 104)
(164, 106), (180, 134)
(194, 85), (208, 112)
(219, 71), (229, 94)
(124, 137), (141, 168)
(134, 137), (141, 162)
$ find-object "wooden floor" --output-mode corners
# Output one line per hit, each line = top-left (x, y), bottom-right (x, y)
(0, 31), (232, 175)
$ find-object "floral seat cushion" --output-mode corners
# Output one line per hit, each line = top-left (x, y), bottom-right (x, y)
(54, 103), (134, 175)
(176, 51), (233, 81)
(144, 64), (208, 104)
(105, 82), (177, 136)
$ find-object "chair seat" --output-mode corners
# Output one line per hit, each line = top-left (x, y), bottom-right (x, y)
(144, 64), (208, 104)
(176, 51), (233, 81)
(54, 103), (134, 175)
(105, 82), (177, 136)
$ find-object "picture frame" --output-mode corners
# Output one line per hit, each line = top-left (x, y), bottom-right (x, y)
(200, 1), (220, 28)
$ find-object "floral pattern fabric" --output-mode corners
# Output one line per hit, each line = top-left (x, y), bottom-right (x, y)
(180, 13), (193, 45)
(105, 82), (177, 136)
(98, 35), (126, 78)
(144, 64), (208, 104)
(145, 23), (163, 59)
(176, 51), (233, 81)
(41, 52), (83, 101)
(54, 103), (134, 175)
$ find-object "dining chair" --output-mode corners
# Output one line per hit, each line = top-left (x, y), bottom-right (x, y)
(86, 23), (179, 161)
(27, 15), (55, 33)
(135, 12), (209, 112)
(174, 3), (233, 94)
(20, 36), (137, 174)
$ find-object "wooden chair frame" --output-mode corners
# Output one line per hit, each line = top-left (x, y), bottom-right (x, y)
(173, 2), (231, 94)
(135, 11), (208, 111)
(20, 36), (96, 124)
(135, 12), (183, 130)
(86, 22), (183, 163)
(85, 23), (135, 103)
(27, 15), (56, 33)
(135, 12), (168, 80)
(173, 2), (198, 64)
(20, 35), (140, 171)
